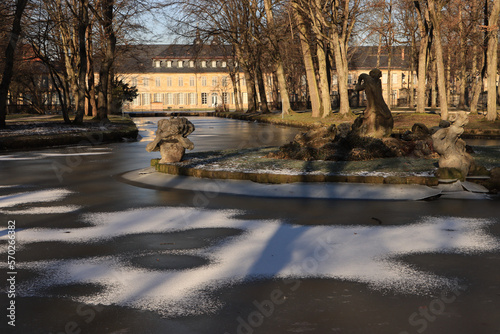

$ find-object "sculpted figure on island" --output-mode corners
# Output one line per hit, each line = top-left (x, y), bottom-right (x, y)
(146, 117), (195, 163)
(353, 68), (394, 138)
(431, 111), (474, 176)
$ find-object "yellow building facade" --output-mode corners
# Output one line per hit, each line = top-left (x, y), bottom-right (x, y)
(116, 44), (248, 111)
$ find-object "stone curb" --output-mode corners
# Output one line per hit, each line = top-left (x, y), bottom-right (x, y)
(0, 123), (138, 151)
(151, 159), (440, 186)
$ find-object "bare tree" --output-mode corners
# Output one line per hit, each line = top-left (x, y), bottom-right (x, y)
(263, 0), (292, 115)
(486, 0), (500, 121)
(0, 0), (29, 128)
(292, 1), (322, 117)
(426, 0), (449, 120)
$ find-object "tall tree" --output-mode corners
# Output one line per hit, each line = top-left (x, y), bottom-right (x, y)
(486, 0), (500, 121)
(427, 0), (449, 120)
(0, 0), (29, 129)
(73, 0), (89, 124)
(263, 0), (292, 115)
(293, 2), (322, 117)
(413, 0), (432, 114)
(93, 0), (116, 122)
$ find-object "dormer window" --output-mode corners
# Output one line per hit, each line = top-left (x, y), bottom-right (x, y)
(189, 60), (195, 68)
(201, 61), (207, 68)
(178, 60), (183, 68)
(222, 61), (227, 68)
(166, 61), (172, 68)
(154, 60), (161, 68)
(211, 60), (217, 68)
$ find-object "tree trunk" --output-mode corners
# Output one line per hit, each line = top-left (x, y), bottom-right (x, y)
(74, 0), (89, 124)
(456, 4), (467, 109)
(294, 6), (322, 117)
(244, 67), (257, 113)
(316, 39), (331, 117)
(228, 69), (241, 112)
(96, 0), (115, 121)
(470, 47), (484, 114)
(255, 59), (270, 113)
(414, 0), (432, 114)
(387, 50), (392, 107)
(431, 57), (437, 108)
(0, 0), (28, 128)
(86, 24), (98, 117)
(263, 0), (292, 115)
(330, 35), (350, 115)
(486, 0), (500, 121)
(428, 0), (448, 120)
(409, 40), (416, 108)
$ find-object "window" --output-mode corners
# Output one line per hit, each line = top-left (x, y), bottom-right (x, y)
(190, 93), (196, 105)
(178, 77), (184, 86)
(167, 77), (172, 87)
(166, 93), (173, 105)
(178, 93), (185, 105)
(201, 76), (207, 86)
(222, 76), (228, 87)
(222, 61), (227, 68)
(189, 60), (195, 68)
(153, 93), (162, 102)
(392, 73), (398, 84)
(347, 74), (353, 85)
(242, 92), (248, 104)
(142, 93), (150, 105)
(189, 76), (195, 87)
(131, 77), (138, 86)
(133, 96), (140, 106)
(166, 61), (172, 68)
(212, 76), (218, 87)
(201, 92), (208, 105)
(211, 60), (217, 68)
(143, 77), (149, 86)
(222, 92), (229, 104)
(201, 61), (207, 68)
(178, 60), (183, 68)
(155, 77), (161, 87)
(332, 75), (338, 85)
(154, 60), (161, 68)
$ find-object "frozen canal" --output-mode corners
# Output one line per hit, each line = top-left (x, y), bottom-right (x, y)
(1, 117), (499, 334)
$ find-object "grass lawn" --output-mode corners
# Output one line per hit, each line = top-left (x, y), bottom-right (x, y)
(218, 109), (500, 134)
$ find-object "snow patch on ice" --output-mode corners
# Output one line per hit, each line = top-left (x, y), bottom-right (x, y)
(6, 207), (499, 317)
(0, 189), (73, 208)
(0, 205), (80, 214)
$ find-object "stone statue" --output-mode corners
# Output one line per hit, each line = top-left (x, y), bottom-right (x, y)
(431, 111), (474, 177)
(352, 68), (394, 138)
(146, 117), (195, 163)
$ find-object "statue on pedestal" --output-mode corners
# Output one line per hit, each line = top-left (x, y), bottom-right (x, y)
(431, 111), (474, 177)
(146, 117), (195, 163)
(352, 68), (394, 138)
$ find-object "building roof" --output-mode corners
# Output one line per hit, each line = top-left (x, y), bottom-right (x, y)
(115, 43), (233, 74)
(348, 46), (411, 71)
(114, 44), (411, 75)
